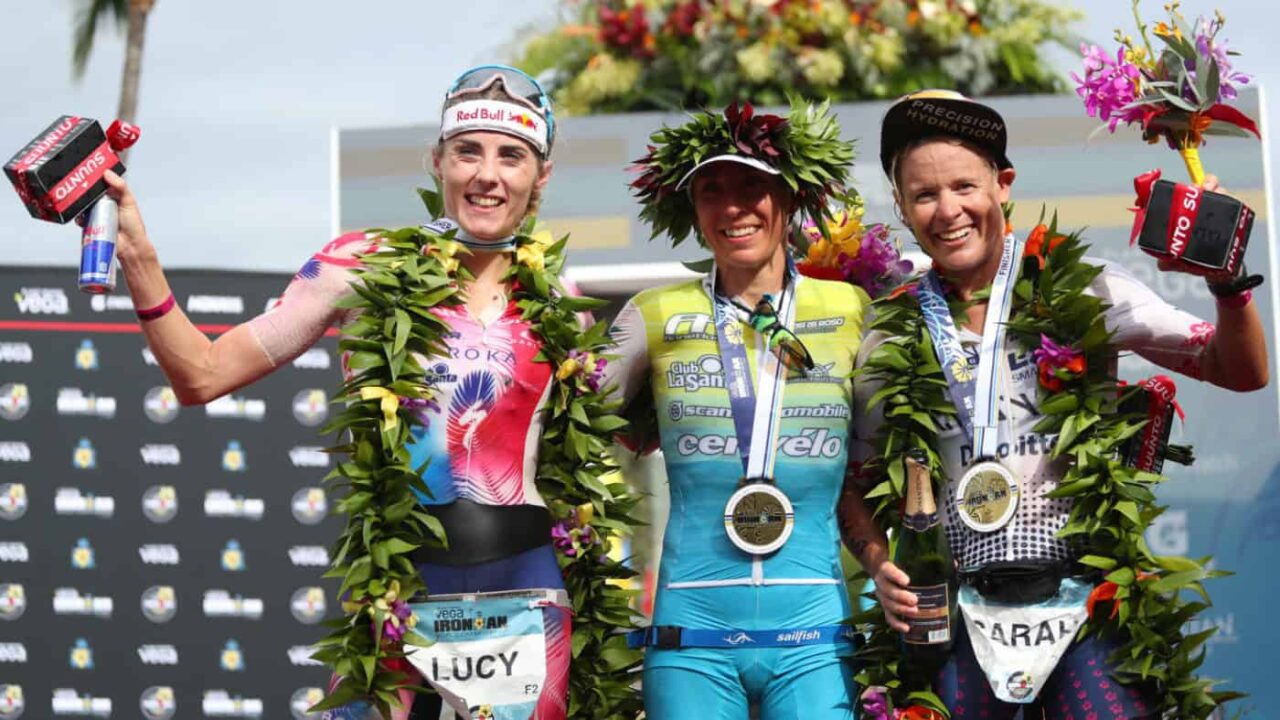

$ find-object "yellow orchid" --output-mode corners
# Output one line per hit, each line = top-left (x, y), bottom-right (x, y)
(575, 502), (595, 525)
(556, 357), (582, 381)
(360, 387), (400, 431)
(517, 229), (555, 272)
(424, 239), (463, 276)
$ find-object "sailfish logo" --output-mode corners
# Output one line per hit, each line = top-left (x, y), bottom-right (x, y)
(722, 632), (755, 646)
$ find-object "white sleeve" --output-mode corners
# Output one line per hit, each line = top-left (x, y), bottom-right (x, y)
(245, 232), (376, 367)
(601, 296), (652, 407)
(1094, 260), (1214, 379)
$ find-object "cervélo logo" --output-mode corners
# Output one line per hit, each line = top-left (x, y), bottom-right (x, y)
(12, 287), (68, 315)
(186, 295), (244, 314)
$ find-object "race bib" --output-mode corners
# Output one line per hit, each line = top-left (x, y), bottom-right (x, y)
(958, 577), (1090, 704)
(406, 590), (561, 720)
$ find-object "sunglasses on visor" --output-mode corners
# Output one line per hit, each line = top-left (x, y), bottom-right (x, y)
(447, 65), (556, 151)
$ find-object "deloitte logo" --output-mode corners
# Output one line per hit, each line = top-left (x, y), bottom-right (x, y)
(0, 384), (29, 421)
(290, 487), (327, 525)
(0, 485), (27, 521)
(0, 585), (24, 621)
(0, 685), (22, 718)
(292, 389), (328, 427)
(289, 586), (327, 625)
(143, 386), (181, 424)
(139, 686), (176, 720)
(289, 687), (324, 719)
(142, 485), (179, 523)
(140, 585), (178, 623)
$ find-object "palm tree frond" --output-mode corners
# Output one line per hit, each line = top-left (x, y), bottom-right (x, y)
(71, 0), (127, 79)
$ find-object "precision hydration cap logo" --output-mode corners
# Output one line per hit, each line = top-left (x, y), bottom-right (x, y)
(143, 386), (180, 424)
(291, 389), (328, 427)
(0, 685), (22, 718)
(290, 487), (327, 525)
(140, 585), (178, 623)
(74, 340), (98, 371)
(288, 687), (324, 719)
(0, 385), (29, 422)
(0, 585), (25, 621)
(142, 485), (179, 523)
(139, 686), (176, 720)
(289, 587), (326, 625)
(0, 485), (27, 521)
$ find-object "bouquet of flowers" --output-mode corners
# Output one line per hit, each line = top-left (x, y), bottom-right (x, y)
(794, 198), (912, 298)
(1073, 0), (1259, 183)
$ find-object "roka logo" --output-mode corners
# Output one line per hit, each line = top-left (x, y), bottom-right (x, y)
(12, 288), (68, 315)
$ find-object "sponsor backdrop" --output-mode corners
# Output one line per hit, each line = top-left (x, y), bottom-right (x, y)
(0, 267), (340, 719)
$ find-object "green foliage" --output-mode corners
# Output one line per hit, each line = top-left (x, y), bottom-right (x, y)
(853, 223), (1237, 718)
(313, 190), (643, 718)
(511, 0), (1081, 115)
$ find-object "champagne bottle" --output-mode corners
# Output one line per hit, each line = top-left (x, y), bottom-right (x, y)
(894, 449), (957, 673)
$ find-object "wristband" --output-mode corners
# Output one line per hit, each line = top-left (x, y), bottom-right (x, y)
(136, 293), (176, 321)
(1215, 289), (1252, 310)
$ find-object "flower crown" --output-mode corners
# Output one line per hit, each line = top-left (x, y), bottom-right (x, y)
(630, 97), (857, 246)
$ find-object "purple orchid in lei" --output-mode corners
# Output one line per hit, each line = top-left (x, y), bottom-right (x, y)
(841, 223), (913, 298)
(399, 395), (441, 428)
(1032, 333), (1081, 370)
(1191, 19), (1251, 102)
(1073, 44), (1145, 132)
(859, 687), (892, 720)
(381, 599), (415, 642)
(552, 515), (603, 560)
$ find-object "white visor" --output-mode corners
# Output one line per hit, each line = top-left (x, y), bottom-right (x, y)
(675, 154), (782, 191)
(441, 99), (549, 156)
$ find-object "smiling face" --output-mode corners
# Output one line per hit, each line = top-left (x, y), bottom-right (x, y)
(433, 131), (552, 241)
(894, 139), (1016, 291)
(690, 163), (794, 275)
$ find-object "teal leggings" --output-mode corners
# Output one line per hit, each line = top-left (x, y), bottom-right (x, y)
(643, 647), (855, 719)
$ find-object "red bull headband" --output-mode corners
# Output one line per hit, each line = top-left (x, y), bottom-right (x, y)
(441, 66), (555, 157)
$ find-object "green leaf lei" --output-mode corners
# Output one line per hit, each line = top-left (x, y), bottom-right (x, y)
(311, 187), (645, 718)
(852, 215), (1240, 719)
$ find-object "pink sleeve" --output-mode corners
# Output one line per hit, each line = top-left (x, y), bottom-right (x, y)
(1095, 260), (1214, 380)
(246, 232), (377, 367)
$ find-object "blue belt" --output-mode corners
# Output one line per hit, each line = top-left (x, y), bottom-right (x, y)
(628, 624), (859, 649)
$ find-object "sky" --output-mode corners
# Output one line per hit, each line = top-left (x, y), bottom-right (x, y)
(2, 0), (1276, 273)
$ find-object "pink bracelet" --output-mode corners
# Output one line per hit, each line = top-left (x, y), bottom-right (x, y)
(136, 293), (176, 321)
(1215, 289), (1253, 311)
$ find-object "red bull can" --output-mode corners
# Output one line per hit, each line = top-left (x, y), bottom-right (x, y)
(78, 197), (118, 293)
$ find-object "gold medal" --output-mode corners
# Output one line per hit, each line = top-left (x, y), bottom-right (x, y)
(955, 460), (1019, 533)
(723, 483), (795, 555)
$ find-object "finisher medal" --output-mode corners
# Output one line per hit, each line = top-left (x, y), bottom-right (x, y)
(724, 482), (795, 555)
(955, 460), (1019, 533)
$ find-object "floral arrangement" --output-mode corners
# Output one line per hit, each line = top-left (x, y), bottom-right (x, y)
(1073, 0), (1260, 183)
(794, 198), (913, 298)
(853, 213), (1240, 719)
(513, 0), (1081, 114)
(631, 97), (856, 247)
(309, 187), (644, 719)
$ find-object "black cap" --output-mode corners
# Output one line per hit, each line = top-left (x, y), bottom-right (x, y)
(880, 90), (1012, 178)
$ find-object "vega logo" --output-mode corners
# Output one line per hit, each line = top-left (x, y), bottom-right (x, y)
(0, 544), (26, 564)
(289, 586), (327, 624)
(140, 585), (178, 623)
(0, 685), (21, 719)
(143, 386), (180, 424)
(74, 340), (98, 371)
(138, 544), (180, 565)
(222, 441), (246, 472)
(140, 444), (181, 466)
(68, 638), (93, 670)
(0, 585), (25, 621)
(70, 538), (94, 569)
(0, 443), (28, 463)
(0, 343), (33, 364)
(288, 546), (329, 567)
(221, 540), (246, 572)
(0, 385), (29, 421)
(220, 639), (245, 672)
(141, 485), (179, 523)
(0, 644), (25, 663)
(137, 645), (179, 665)
(290, 487), (327, 525)
(12, 287), (68, 315)
(292, 388), (328, 427)
(72, 438), (96, 469)
(0, 485), (25, 521)
(139, 686), (177, 720)
(289, 687), (324, 720)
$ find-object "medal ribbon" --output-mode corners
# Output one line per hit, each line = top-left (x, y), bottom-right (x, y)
(915, 232), (1021, 459)
(421, 217), (518, 252)
(706, 261), (799, 479)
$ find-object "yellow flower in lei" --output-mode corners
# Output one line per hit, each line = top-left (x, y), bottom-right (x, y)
(517, 229), (556, 272)
(803, 204), (865, 266)
(423, 238), (463, 276)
